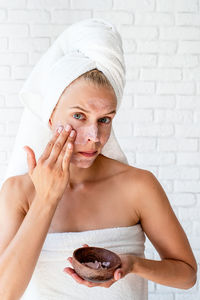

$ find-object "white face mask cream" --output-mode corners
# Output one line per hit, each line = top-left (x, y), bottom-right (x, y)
(49, 80), (117, 166)
(73, 124), (100, 145)
(54, 121), (101, 145)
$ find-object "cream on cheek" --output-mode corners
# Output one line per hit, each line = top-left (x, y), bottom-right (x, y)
(73, 124), (104, 145)
(72, 99), (114, 146)
(72, 123), (110, 164)
(53, 119), (109, 147)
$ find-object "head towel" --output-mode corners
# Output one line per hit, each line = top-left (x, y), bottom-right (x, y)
(3, 18), (128, 183)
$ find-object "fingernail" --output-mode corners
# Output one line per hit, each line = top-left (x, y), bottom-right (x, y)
(65, 124), (71, 131)
(118, 272), (121, 280)
(70, 130), (75, 137)
(57, 125), (63, 133)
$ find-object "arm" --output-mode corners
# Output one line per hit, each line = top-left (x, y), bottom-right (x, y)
(0, 124), (76, 299)
(0, 177), (59, 300)
(63, 170), (197, 290)
(131, 171), (197, 289)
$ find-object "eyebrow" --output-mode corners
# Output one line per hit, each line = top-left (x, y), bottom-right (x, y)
(69, 106), (116, 115)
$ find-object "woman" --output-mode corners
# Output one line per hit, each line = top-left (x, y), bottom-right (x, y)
(0, 68), (197, 299)
(0, 19), (197, 299)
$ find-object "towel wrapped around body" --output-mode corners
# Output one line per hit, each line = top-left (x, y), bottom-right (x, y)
(21, 224), (148, 300)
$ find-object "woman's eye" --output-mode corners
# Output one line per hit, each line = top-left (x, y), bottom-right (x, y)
(99, 117), (111, 124)
(73, 113), (84, 120)
(73, 113), (111, 124)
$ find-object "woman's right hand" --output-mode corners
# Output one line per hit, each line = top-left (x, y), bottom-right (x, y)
(23, 124), (76, 204)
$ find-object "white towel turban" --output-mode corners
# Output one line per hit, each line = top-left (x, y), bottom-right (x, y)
(3, 18), (128, 183)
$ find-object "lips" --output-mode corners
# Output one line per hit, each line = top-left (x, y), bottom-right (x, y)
(79, 151), (97, 154)
(78, 151), (98, 157)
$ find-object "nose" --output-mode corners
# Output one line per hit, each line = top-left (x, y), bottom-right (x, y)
(87, 125), (100, 142)
(74, 123), (101, 146)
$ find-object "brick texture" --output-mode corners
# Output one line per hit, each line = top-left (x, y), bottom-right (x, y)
(0, 1), (199, 298)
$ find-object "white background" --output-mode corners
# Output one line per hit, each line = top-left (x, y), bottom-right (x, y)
(0, 0), (199, 299)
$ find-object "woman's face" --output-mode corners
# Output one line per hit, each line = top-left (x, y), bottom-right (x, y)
(49, 78), (117, 167)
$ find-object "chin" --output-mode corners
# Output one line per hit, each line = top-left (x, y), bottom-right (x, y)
(70, 153), (98, 168)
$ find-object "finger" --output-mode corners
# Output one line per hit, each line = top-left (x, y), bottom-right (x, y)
(84, 281), (95, 288)
(48, 125), (72, 164)
(67, 257), (73, 263)
(64, 268), (86, 284)
(62, 132), (75, 172)
(63, 267), (75, 274)
(99, 281), (113, 288)
(61, 130), (76, 172)
(39, 127), (61, 161)
(114, 269), (122, 281)
(64, 267), (95, 287)
(23, 146), (37, 175)
(82, 244), (89, 247)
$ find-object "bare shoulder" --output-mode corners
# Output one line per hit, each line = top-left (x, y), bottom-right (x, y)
(101, 155), (152, 194)
(3, 173), (34, 214)
(114, 161), (158, 192)
(104, 158), (161, 209)
(121, 165), (167, 211)
(126, 166), (190, 229)
(105, 155), (151, 184)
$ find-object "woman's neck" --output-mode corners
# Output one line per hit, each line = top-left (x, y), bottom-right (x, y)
(67, 154), (104, 189)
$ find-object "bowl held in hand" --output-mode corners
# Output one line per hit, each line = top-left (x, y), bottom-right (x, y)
(72, 246), (122, 283)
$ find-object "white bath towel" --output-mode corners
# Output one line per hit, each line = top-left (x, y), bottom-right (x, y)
(3, 18), (128, 183)
(21, 224), (148, 300)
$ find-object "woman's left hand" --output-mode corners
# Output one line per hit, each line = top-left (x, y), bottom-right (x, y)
(63, 244), (136, 288)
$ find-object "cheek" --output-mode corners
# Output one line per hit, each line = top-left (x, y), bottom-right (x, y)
(72, 124), (110, 146)
(100, 129), (110, 144)
(73, 126), (90, 145)
(53, 117), (111, 146)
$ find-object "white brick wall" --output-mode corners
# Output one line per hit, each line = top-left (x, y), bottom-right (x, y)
(0, 0), (199, 298)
